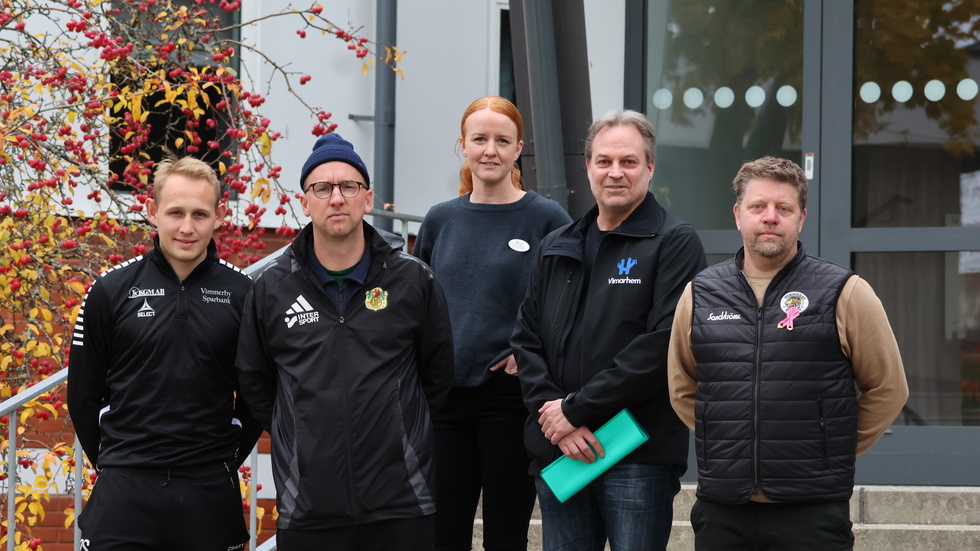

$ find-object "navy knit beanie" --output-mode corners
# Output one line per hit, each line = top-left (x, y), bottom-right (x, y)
(299, 133), (371, 190)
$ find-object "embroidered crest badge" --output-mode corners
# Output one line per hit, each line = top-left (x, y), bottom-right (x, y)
(777, 291), (809, 330)
(365, 287), (388, 311)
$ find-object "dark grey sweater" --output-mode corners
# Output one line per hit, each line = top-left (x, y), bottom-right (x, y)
(414, 191), (571, 386)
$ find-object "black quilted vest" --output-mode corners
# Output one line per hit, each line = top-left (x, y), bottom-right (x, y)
(690, 246), (857, 503)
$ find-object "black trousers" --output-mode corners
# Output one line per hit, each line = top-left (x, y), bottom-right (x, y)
(432, 372), (536, 551)
(277, 515), (434, 551)
(691, 498), (854, 551)
(78, 465), (247, 551)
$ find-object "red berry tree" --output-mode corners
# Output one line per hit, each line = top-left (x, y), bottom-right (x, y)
(0, 0), (402, 545)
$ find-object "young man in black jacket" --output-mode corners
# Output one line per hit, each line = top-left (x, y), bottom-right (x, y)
(235, 133), (454, 550)
(512, 110), (706, 551)
(68, 156), (260, 550)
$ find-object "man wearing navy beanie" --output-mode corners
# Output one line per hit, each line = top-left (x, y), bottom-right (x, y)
(237, 133), (455, 550)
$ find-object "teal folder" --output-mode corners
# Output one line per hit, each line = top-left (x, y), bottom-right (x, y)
(539, 408), (649, 503)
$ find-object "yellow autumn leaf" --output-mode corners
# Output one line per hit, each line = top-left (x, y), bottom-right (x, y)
(259, 133), (272, 155)
(39, 286), (50, 302)
(362, 62), (370, 76)
(131, 96), (142, 124)
(175, 137), (184, 149)
(68, 281), (86, 296)
(64, 506), (75, 528)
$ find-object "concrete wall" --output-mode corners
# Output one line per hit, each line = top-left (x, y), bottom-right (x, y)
(242, 0), (627, 225)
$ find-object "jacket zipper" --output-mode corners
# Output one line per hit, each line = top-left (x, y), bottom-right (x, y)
(553, 271), (574, 379)
(818, 394), (828, 469)
(753, 305), (763, 494)
(335, 277), (357, 519)
(178, 283), (187, 319)
(337, 280), (346, 324)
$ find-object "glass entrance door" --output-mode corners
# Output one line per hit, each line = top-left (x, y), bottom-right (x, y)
(642, 0), (806, 259)
(640, 0), (980, 484)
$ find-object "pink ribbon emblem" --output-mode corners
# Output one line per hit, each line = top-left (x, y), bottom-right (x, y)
(777, 306), (801, 330)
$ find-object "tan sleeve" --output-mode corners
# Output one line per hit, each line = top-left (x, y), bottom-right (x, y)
(668, 282), (697, 430)
(837, 275), (909, 455)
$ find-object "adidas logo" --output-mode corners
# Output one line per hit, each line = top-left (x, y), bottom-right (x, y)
(284, 295), (320, 328)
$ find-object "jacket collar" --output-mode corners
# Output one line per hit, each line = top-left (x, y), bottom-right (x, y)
(548, 191), (665, 255)
(147, 233), (219, 282)
(287, 221), (405, 269)
(734, 241), (807, 277)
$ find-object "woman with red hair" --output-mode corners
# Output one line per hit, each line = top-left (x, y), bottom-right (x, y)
(415, 96), (571, 550)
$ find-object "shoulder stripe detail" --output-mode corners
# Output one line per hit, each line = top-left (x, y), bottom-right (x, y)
(217, 258), (251, 279)
(71, 295), (90, 347)
(99, 254), (144, 277)
(218, 258), (244, 273)
(394, 251), (437, 280)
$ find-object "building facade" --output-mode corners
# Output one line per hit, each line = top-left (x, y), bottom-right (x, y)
(200, 0), (980, 486)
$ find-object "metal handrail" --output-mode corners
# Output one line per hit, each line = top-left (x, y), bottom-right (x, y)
(370, 208), (424, 250)
(1, 210), (424, 551)
(0, 369), (70, 551)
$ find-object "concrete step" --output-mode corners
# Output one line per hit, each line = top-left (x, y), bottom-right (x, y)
(665, 520), (980, 551)
(473, 484), (980, 550)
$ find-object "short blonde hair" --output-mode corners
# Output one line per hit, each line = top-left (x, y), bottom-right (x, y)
(152, 155), (222, 207)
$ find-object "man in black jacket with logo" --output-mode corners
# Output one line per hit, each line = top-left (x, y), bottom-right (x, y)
(68, 156), (260, 550)
(512, 110), (706, 551)
(235, 133), (454, 550)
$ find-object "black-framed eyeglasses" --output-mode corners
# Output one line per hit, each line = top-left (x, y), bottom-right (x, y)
(306, 180), (365, 199)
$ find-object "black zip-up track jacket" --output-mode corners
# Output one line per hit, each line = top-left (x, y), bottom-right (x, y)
(512, 192), (707, 472)
(67, 237), (260, 470)
(235, 222), (454, 530)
